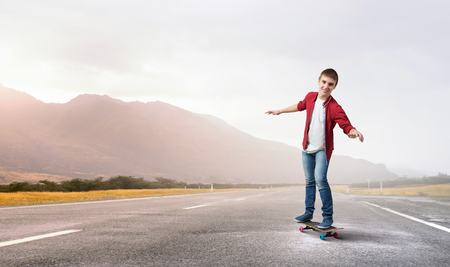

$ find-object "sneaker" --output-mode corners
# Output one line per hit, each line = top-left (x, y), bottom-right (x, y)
(318, 217), (333, 229)
(294, 212), (313, 222)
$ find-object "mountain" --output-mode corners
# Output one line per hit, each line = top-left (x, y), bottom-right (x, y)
(328, 156), (398, 184)
(0, 84), (398, 184)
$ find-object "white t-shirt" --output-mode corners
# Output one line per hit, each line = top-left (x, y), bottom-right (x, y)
(305, 98), (325, 153)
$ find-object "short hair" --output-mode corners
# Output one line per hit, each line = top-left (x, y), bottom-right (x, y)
(319, 68), (339, 85)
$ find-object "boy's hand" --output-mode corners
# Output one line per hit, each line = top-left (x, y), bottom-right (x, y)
(265, 110), (282, 115)
(348, 129), (364, 142)
(266, 104), (299, 115)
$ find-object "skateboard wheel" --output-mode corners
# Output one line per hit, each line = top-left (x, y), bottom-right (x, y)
(334, 232), (338, 238)
(299, 227), (304, 232)
(320, 234), (325, 240)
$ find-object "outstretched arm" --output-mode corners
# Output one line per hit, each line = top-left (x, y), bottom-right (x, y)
(265, 104), (299, 115)
(348, 129), (364, 142)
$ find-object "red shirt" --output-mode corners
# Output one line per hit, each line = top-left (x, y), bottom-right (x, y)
(297, 92), (355, 163)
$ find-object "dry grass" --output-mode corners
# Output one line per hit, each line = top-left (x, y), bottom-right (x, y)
(0, 188), (247, 206)
(0, 168), (70, 184)
(332, 183), (450, 197)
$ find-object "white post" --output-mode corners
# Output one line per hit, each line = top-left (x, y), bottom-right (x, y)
(211, 183), (213, 192)
(367, 179), (371, 194)
(380, 180), (383, 194)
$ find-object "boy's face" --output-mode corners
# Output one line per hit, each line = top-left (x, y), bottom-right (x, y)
(317, 75), (337, 100)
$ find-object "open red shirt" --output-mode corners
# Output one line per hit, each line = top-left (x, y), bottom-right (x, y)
(297, 92), (355, 163)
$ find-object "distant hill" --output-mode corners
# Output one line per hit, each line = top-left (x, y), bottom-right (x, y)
(328, 156), (398, 184)
(0, 84), (398, 184)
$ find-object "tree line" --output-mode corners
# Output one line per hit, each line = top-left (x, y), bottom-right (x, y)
(349, 173), (450, 188)
(0, 176), (295, 193)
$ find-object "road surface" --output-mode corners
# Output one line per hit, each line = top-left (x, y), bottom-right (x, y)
(1, 188), (449, 266)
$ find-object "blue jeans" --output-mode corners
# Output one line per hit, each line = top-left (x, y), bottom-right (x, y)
(302, 150), (333, 217)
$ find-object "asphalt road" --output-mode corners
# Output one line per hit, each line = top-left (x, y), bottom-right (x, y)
(1, 188), (449, 266)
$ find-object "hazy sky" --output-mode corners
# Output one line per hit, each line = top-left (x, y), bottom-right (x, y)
(1, 0), (449, 176)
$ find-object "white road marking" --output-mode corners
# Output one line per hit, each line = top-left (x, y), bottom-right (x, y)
(183, 204), (208, 210)
(235, 198), (246, 201)
(0, 229), (82, 248)
(362, 201), (450, 233)
(0, 193), (208, 210)
(0, 197), (162, 210)
(0, 191), (253, 211)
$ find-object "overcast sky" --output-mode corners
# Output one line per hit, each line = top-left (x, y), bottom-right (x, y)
(1, 0), (449, 176)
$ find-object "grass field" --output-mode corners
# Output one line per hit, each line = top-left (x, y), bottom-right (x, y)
(0, 188), (248, 206)
(3, 184), (449, 206)
(332, 183), (450, 197)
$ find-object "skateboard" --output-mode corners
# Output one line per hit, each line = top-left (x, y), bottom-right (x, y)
(297, 221), (343, 240)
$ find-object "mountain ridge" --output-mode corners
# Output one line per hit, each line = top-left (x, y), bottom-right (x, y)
(0, 84), (398, 184)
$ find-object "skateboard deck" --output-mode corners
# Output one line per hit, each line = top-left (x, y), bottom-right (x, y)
(297, 221), (343, 240)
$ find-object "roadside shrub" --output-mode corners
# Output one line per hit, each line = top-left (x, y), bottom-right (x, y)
(2, 176), (298, 192)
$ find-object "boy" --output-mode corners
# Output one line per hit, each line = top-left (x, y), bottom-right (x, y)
(266, 68), (364, 228)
